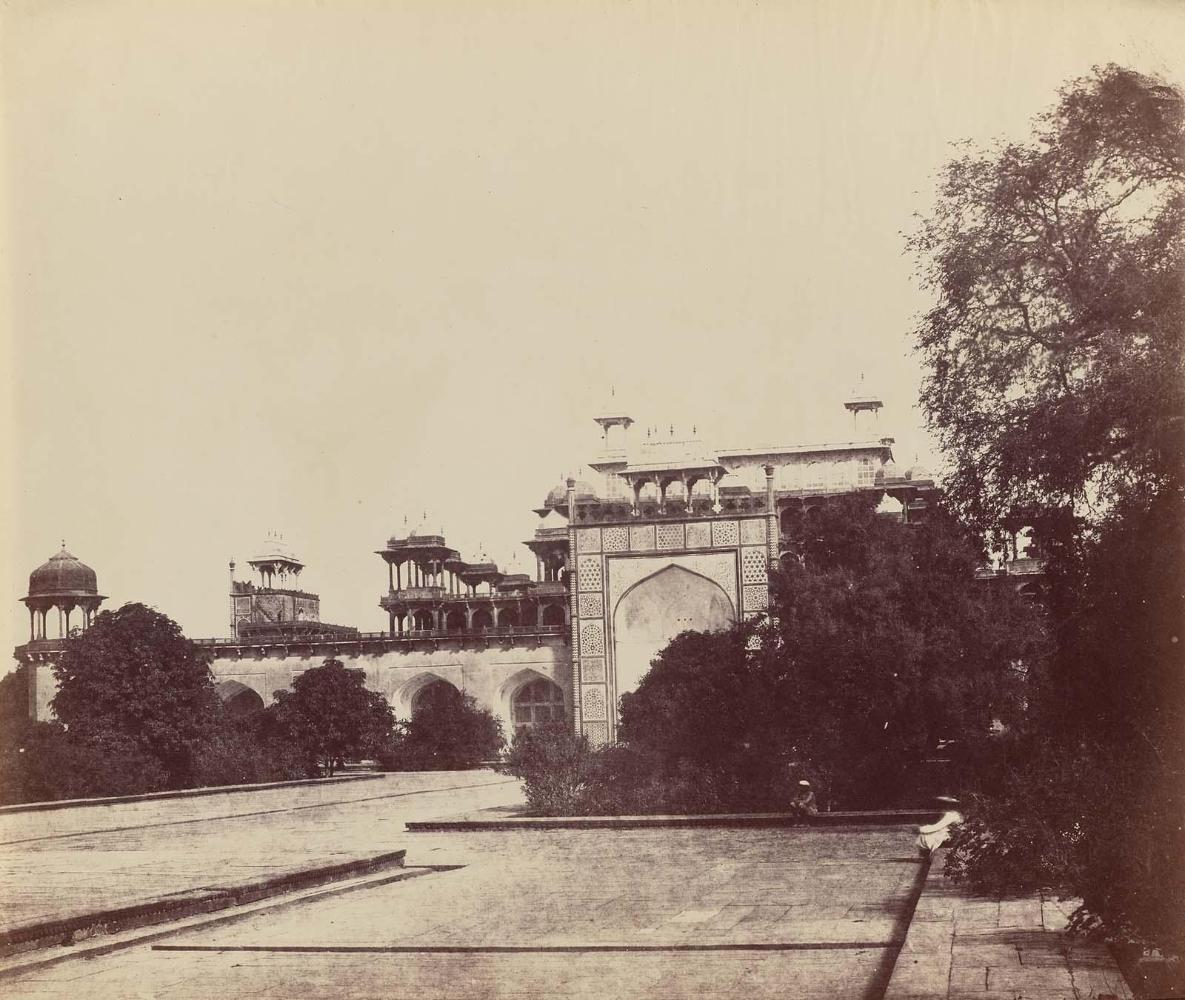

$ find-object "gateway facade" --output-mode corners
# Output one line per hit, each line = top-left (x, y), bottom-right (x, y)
(17, 392), (940, 740)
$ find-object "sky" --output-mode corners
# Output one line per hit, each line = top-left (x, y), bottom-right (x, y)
(3, 0), (1184, 659)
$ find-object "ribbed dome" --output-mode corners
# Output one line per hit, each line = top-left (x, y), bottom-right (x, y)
(28, 548), (99, 598)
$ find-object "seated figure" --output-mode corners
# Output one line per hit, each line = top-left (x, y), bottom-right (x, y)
(917, 795), (963, 854)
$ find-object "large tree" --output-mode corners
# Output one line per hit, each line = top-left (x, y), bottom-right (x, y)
(910, 65), (1185, 954)
(263, 658), (396, 775)
(620, 497), (1043, 809)
(908, 64), (1183, 540)
(52, 603), (224, 784)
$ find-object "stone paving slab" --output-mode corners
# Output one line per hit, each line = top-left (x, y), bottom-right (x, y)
(0, 774), (522, 935)
(884, 850), (1132, 1000)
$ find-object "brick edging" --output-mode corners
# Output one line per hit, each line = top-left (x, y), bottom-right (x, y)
(0, 849), (407, 960)
(407, 809), (934, 831)
(0, 772), (384, 816)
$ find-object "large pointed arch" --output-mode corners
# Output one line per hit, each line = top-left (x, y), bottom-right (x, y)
(611, 563), (734, 702)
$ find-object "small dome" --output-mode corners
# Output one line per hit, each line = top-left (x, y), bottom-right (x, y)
(28, 547), (99, 598)
(543, 480), (597, 508)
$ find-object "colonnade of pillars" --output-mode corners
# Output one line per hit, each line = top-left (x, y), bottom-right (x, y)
(27, 602), (98, 641)
(385, 559), (503, 597)
(386, 601), (567, 636)
(624, 471), (722, 514)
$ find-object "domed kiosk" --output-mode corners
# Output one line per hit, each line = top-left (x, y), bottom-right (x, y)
(22, 544), (106, 641)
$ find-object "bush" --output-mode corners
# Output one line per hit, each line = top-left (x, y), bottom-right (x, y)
(0, 722), (170, 804)
(380, 685), (504, 771)
(502, 723), (593, 813)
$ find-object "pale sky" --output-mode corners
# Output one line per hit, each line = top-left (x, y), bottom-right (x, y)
(4, 0), (1184, 661)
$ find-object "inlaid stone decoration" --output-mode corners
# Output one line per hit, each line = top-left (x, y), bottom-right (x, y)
(741, 546), (769, 584)
(602, 525), (629, 552)
(743, 584), (770, 612)
(579, 619), (605, 655)
(740, 518), (767, 545)
(580, 657), (606, 683)
(577, 592), (604, 619)
(581, 685), (608, 721)
(576, 555), (603, 592)
(606, 552), (738, 615)
(656, 523), (684, 550)
(583, 722), (609, 746)
(684, 521), (711, 548)
(711, 520), (739, 547)
(576, 527), (602, 553)
(628, 524), (656, 551)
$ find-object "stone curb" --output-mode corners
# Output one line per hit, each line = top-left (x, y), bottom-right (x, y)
(0, 772), (384, 816)
(407, 809), (933, 831)
(0, 848), (407, 959)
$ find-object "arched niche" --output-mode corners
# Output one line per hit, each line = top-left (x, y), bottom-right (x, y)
(611, 564), (734, 703)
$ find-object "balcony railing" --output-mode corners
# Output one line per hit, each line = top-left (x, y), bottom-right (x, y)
(193, 624), (568, 648)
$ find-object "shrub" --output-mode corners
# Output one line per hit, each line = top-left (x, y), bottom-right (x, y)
(502, 723), (593, 813)
(0, 722), (170, 803)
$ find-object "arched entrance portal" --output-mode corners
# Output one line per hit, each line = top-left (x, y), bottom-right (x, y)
(612, 565), (733, 704)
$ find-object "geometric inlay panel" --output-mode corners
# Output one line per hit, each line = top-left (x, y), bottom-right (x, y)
(656, 523), (684, 550)
(583, 721), (609, 746)
(602, 525), (629, 553)
(579, 620), (605, 655)
(629, 524), (656, 551)
(743, 583), (770, 612)
(607, 552), (738, 618)
(576, 555), (603, 592)
(576, 527), (602, 553)
(740, 518), (767, 544)
(577, 592), (604, 619)
(580, 657), (606, 683)
(741, 546), (769, 584)
(581, 685), (608, 722)
(684, 521), (711, 548)
(711, 520), (739, 547)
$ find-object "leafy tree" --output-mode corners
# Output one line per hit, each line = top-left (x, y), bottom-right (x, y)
(620, 497), (1043, 809)
(52, 603), (224, 785)
(263, 658), (396, 776)
(908, 64), (1183, 539)
(384, 683), (503, 771)
(911, 65), (1185, 954)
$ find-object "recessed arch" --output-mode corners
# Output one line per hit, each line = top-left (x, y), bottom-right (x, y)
(497, 667), (566, 732)
(394, 671), (457, 719)
(612, 564), (734, 702)
(215, 679), (265, 718)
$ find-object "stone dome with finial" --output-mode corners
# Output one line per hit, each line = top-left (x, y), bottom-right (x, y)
(28, 544), (100, 599)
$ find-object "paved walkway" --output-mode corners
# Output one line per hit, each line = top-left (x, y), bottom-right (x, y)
(0, 772), (522, 935)
(0, 801), (1137, 999)
(885, 850), (1132, 999)
(5, 826), (927, 998)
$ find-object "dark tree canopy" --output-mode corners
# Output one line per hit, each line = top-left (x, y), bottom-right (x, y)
(911, 65), (1185, 954)
(387, 683), (504, 771)
(52, 603), (223, 783)
(263, 658), (396, 775)
(620, 498), (1044, 808)
(909, 65), (1184, 539)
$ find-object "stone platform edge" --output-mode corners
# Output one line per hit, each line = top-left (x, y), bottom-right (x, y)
(0, 848), (407, 963)
(407, 808), (933, 831)
(0, 772), (384, 816)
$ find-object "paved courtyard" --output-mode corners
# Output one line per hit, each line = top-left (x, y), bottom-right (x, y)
(4, 825), (925, 999)
(0, 773), (522, 934)
(0, 781), (1134, 999)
